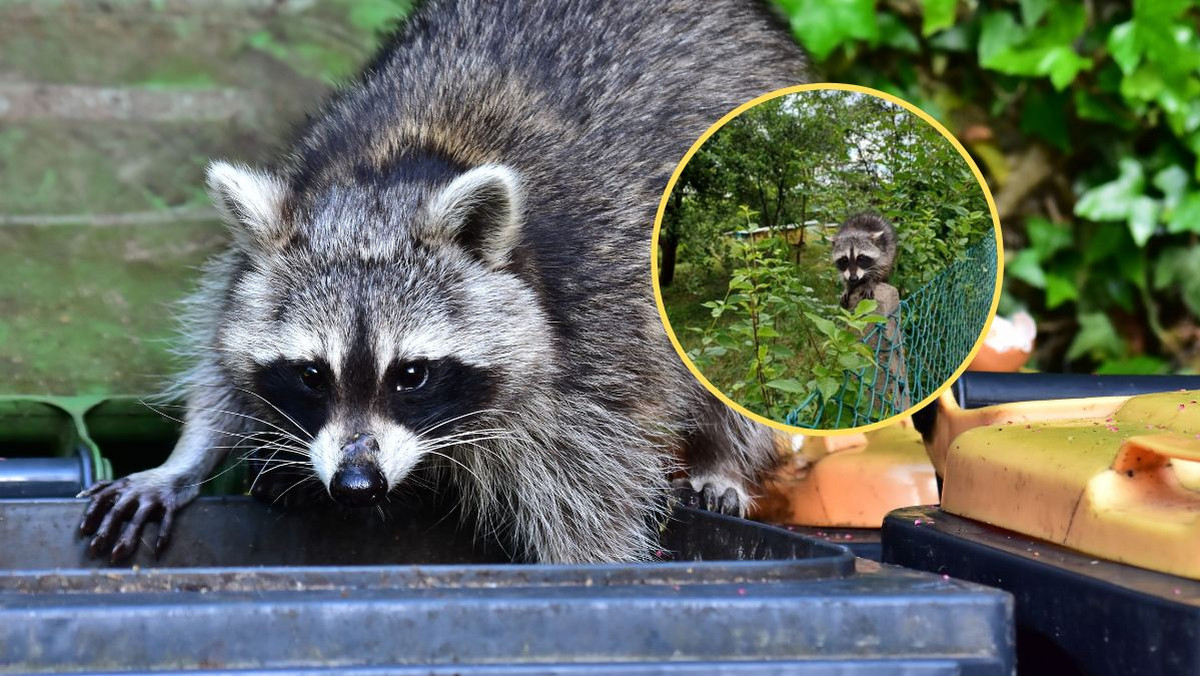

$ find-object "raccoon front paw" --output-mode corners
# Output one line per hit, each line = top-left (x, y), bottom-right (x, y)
(671, 477), (747, 517)
(78, 471), (196, 562)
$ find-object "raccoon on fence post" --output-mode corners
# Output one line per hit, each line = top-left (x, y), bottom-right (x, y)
(77, 0), (809, 564)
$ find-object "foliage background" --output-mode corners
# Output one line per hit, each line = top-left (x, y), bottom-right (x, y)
(4, 0), (1196, 397)
(660, 90), (993, 420)
(769, 0), (1200, 375)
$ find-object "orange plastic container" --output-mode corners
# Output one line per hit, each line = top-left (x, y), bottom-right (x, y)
(941, 390), (1200, 579)
(752, 423), (938, 527)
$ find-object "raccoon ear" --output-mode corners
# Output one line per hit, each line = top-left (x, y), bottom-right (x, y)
(206, 161), (289, 248)
(424, 164), (523, 269)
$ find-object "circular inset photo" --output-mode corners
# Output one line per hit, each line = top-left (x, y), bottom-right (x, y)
(653, 84), (1002, 433)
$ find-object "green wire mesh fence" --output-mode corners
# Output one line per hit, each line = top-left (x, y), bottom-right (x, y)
(786, 231), (998, 429)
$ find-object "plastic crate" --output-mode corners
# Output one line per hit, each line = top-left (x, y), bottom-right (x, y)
(883, 506), (1200, 676)
(0, 497), (1014, 674)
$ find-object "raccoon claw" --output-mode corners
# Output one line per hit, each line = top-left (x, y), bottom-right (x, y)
(672, 478), (744, 517)
(699, 483), (742, 516)
(672, 478), (701, 508)
(78, 475), (182, 562)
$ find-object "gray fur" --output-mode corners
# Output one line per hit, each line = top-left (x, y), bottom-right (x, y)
(80, 0), (804, 564)
(831, 213), (898, 310)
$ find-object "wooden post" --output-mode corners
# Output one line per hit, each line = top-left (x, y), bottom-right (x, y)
(864, 283), (909, 414)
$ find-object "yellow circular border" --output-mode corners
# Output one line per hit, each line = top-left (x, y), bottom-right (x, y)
(651, 83), (1005, 437)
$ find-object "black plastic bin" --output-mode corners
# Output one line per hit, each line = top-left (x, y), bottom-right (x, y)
(777, 525), (883, 561)
(0, 497), (1014, 674)
(883, 506), (1200, 676)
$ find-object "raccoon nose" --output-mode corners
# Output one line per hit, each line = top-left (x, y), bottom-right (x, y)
(330, 463), (387, 507)
(341, 432), (380, 460)
(330, 433), (385, 507)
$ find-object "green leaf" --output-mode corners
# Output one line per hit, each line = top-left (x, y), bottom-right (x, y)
(777, 0), (879, 61)
(852, 298), (879, 315)
(1120, 65), (1165, 101)
(1007, 249), (1047, 288)
(1127, 195), (1161, 246)
(765, 379), (808, 394)
(979, 11), (1026, 66)
(816, 376), (843, 401)
(1066, 312), (1124, 362)
(1045, 272), (1079, 308)
(929, 23), (972, 51)
(1043, 46), (1092, 89)
(1155, 246), (1200, 315)
(1107, 21), (1142, 75)
(1082, 224), (1127, 264)
(1167, 191), (1200, 233)
(1075, 157), (1145, 222)
(1025, 216), (1073, 260)
(1019, 0), (1051, 27)
(837, 352), (868, 370)
(921, 0), (956, 36)
(979, 4), (1092, 87)
(756, 325), (781, 339)
(877, 12), (920, 52)
(1153, 165), (1190, 209)
(805, 313), (839, 339)
(769, 344), (797, 359)
(1073, 89), (1135, 128)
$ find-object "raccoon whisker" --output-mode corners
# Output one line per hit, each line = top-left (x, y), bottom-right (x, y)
(249, 442), (309, 494)
(418, 426), (516, 441)
(418, 430), (516, 448)
(153, 402), (310, 447)
(242, 457), (309, 470)
(253, 461), (311, 477)
(230, 386), (315, 442)
(144, 405), (300, 450)
(413, 408), (517, 437)
(223, 445), (309, 460)
(273, 474), (320, 505)
(207, 433), (308, 454)
(424, 425), (513, 438)
(144, 401), (309, 447)
(180, 436), (309, 490)
(418, 447), (487, 487)
(419, 435), (515, 455)
(183, 443), (308, 491)
(237, 439), (309, 460)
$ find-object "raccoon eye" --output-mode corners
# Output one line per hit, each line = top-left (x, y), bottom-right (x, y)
(297, 363), (327, 392)
(395, 361), (429, 392)
(835, 258), (849, 271)
(856, 255), (873, 268)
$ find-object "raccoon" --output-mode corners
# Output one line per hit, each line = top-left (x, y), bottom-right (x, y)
(831, 213), (898, 310)
(78, 0), (807, 563)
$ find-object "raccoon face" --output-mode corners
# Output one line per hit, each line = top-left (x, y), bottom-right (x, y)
(832, 240), (881, 284)
(206, 161), (552, 507)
